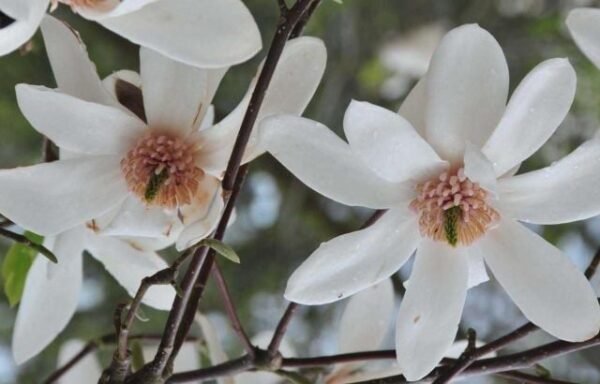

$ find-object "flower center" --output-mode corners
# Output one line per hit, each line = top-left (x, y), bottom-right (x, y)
(121, 130), (205, 208)
(409, 168), (499, 247)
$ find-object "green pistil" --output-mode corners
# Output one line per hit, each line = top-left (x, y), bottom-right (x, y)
(144, 168), (169, 203)
(444, 205), (461, 247)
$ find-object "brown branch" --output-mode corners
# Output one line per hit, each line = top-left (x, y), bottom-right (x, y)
(0, 227), (57, 263)
(166, 355), (253, 383)
(268, 303), (299, 356)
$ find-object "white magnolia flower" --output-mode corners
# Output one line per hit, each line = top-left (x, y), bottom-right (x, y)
(0, 16), (327, 250)
(56, 339), (201, 384)
(260, 24), (600, 380)
(567, 7), (600, 69)
(0, 0), (261, 69)
(13, 227), (175, 365)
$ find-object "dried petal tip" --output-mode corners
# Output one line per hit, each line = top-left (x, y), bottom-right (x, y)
(410, 168), (499, 246)
(121, 130), (204, 208)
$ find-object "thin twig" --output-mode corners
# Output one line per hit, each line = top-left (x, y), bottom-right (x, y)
(0, 227), (57, 263)
(166, 355), (254, 383)
(268, 303), (299, 356)
(212, 262), (255, 354)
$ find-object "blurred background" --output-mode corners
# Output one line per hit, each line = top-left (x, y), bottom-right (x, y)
(2, 0), (600, 382)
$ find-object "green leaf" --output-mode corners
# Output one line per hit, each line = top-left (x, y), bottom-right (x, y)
(2, 231), (42, 307)
(198, 239), (240, 264)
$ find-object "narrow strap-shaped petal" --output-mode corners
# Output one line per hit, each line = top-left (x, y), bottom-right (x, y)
(497, 137), (600, 224)
(40, 15), (116, 106)
(426, 24), (509, 164)
(0, 0), (47, 56)
(395, 239), (469, 380)
(479, 219), (600, 341)
(197, 36), (327, 175)
(483, 58), (576, 176)
(567, 8), (600, 69)
(344, 100), (447, 183)
(0, 156), (128, 236)
(98, 0), (261, 68)
(260, 115), (412, 209)
(16, 84), (147, 156)
(12, 229), (85, 364)
(140, 47), (226, 134)
(398, 76), (427, 138)
(285, 208), (420, 305)
(86, 234), (175, 310)
(338, 278), (394, 353)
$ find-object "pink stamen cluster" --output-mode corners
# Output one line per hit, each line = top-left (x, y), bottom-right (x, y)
(50, 0), (112, 12)
(121, 130), (205, 208)
(409, 168), (499, 246)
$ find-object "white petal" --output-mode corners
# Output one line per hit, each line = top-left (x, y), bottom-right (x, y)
(12, 229), (84, 364)
(466, 248), (489, 288)
(259, 115), (411, 209)
(397, 76), (427, 137)
(426, 24), (509, 163)
(40, 16), (115, 105)
(98, 0), (261, 68)
(497, 137), (600, 224)
(463, 143), (497, 196)
(567, 8), (600, 69)
(0, 0), (47, 56)
(195, 314), (235, 384)
(0, 156), (128, 236)
(76, 0), (158, 19)
(479, 219), (600, 341)
(338, 279), (394, 353)
(16, 85), (147, 156)
(99, 196), (182, 239)
(285, 208), (420, 305)
(58, 340), (103, 383)
(344, 100), (447, 183)
(86, 235), (174, 310)
(197, 36), (327, 174)
(395, 240), (469, 381)
(482, 58), (576, 176)
(445, 340), (495, 359)
(140, 47), (226, 133)
(175, 188), (224, 251)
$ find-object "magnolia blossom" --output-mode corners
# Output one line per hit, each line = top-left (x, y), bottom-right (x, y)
(0, 0), (261, 69)
(0, 16), (327, 250)
(260, 24), (600, 380)
(567, 7), (600, 69)
(13, 227), (175, 364)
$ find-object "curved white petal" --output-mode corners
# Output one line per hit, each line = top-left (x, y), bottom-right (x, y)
(99, 196), (181, 239)
(480, 219), (600, 341)
(483, 58), (576, 176)
(16, 85), (147, 156)
(197, 36), (327, 174)
(76, 0), (158, 19)
(175, 188), (227, 251)
(40, 16), (115, 105)
(463, 143), (497, 196)
(398, 76), (427, 138)
(497, 137), (600, 224)
(0, 156), (128, 236)
(0, 0), (47, 56)
(58, 340), (103, 383)
(466, 247), (489, 288)
(140, 47), (226, 133)
(339, 278), (394, 353)
(395, 240), (469, 381)
(12, 229), (85, 364)
(285, 208), (420, 305)
(86, 235), (174, 310)
(567, 8), (600, 69)
(344, 100), (446, 183)
(98, 0), (261, 68)
(426, 24), (509, 163)
(259, 115), (411, 209)
(195, 314), (235, 384)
